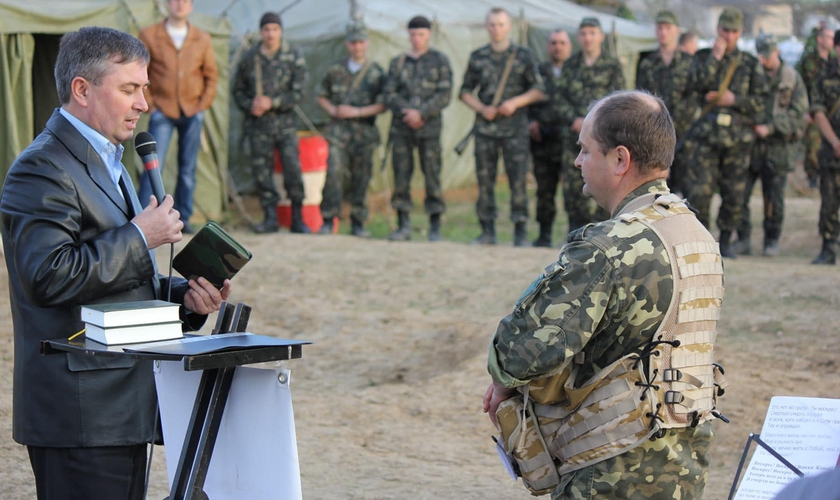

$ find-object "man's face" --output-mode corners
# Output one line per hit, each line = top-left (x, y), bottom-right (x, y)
(575, 108), (616, 206)
(547, 31), (572, 64)
(261, 23), (282, 48)
(818, 29), (835, 53)
(717, 25), (742, 52)
(166, 0), (193, 22)
(345, 39), (368, 60)
(655, 22), (679, 47)
(83, 59), (149, 144)
(758, 50), (780, 72)
(485, 12), (511, 44)
(409, 28), (431, 52)
(578, 26), (604, 53)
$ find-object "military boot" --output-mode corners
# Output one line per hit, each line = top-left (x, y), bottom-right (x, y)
(718, 231), (737, 259)
(532, 222), (552, 247)
(428, 213), (442, 242)
(289, 201), (311, 234)
(388, 211), (411, 241)
(513, 221), (528, 247)
(254, 207), (280, 234)
(351, 217), (371, 238)
(471, 220), (496, 245)
(317, 217), (333, 235)
(812, 239), (837, 265)
(762, 229), (780, 257)
(732, 234), (751, 256)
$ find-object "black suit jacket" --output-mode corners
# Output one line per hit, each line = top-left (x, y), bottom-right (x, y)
(1, 110), (203, 447)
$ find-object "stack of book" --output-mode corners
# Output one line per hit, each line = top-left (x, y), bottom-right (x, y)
(80, 300), (183, 345)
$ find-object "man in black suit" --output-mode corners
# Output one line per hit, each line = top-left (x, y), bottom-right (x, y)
(0, 27), (232, 500)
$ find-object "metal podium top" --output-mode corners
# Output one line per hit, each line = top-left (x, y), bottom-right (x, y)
(41, 332), (311, 371)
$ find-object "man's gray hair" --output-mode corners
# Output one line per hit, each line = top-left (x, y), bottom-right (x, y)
(588, 90), (676, 174)
(55, 27), (149, 105)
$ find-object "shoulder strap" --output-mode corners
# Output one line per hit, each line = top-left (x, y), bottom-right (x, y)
(342, 59), (372, 105)
(492, 45), (519, 107)
(254, 53), (263, 97)
(699, 53), (740, 117)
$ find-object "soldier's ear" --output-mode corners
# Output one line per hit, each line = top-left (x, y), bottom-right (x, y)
(614, 145), (631, 175)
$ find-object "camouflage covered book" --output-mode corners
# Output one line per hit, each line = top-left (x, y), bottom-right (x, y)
(173, 221), (252, 288)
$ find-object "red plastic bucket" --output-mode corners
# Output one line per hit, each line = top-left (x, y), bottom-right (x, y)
(274, 133), (336, 233)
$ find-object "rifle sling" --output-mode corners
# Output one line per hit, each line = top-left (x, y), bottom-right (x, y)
(492, 45), (519, 107)
(699, 53), (741, 117)
(342, 59), (373, 105)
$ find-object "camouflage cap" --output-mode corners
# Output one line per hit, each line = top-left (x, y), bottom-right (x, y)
(718, 7), (744, 31)
(580, 17), (602, 30)
(655, 10), (679, 27)
(346, 19), (368, 41)
(755, 34), (777, 57)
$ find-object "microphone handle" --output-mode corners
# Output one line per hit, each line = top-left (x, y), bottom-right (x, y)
(141, 153), (166, 204)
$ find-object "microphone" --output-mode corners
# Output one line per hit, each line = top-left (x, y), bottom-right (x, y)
(134, 131), (166, 204)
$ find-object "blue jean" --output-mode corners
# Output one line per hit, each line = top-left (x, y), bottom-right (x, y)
(138, 110), (204, 221)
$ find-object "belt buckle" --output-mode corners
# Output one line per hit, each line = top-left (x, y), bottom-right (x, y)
(716, 113), (732, 127)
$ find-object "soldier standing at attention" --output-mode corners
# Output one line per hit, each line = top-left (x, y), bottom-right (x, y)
(809, 30), (840, 265)
(384, 15), (453, 242)
(683, 7), (768, 258)
(232, 12), (309, 234)
(459, 7), (545, 246)
(528, 29), (572, 248)
(560, 17), (625, 233)
(734, 35), (808, 257)
(636, 10), (694, 196)
(797, 26), (834, 188)
(316, 20), (387, 238)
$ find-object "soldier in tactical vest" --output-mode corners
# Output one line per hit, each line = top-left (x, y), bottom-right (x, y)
(797, 25), (834, 188)
(484, 91), (726, 500)
(809, 30), (840, 265)
(733, 35), (808, 257)
(682, 7), (769, 258)
(459, 7), (545, 246)
(232, 12), (309, 234)
(558, 17), (625, 233)
(636, 10), (695, 196)
(383, 15), (453, 242)
(316, 20), (387, 238)
(528, 29), (572, 248)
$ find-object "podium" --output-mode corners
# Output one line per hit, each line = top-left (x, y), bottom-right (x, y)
(41, 304), (311, 500)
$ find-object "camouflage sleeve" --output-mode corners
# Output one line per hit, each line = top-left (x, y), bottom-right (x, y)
(772, 72), (809, 138)
(383, 56), (410, 112)
(687, 50), (719, 95)
(635, 58), (651, 91)
(272, 47), (308, 112)
(418, 53), (452, 119)
(231, 56), (253, 112)
(459, 52), (480, 97)
(810, 71), (828, 115)
(488, 239), (614, 388)
(316, 65), (333, 101)
(733, 58), (768, 118)
(523, 48), (546, 95)
(610, 58), (626, 92)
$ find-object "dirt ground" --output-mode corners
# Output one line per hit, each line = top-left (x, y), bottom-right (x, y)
(1, 188), (838, 500)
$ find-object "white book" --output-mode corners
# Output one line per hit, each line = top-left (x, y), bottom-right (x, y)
(80, 300), (180, 328)
(84, 321), (184, 346)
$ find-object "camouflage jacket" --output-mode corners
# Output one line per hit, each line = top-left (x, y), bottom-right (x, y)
(232, 41), (308, 133)
(527, 61), (571, 135)
(317, 57), (387, 145)
(460, 43), (545, 138)
(488, 179), (674, 387)
(636, 50), (695, 135)
(754, 62), (809, 172)
(796, 49), (829, 102)
(686, 48), (769, 146)
(810, 57), (840, 169)
(383, 49), (453, 138)
(560, 51), (625, 127)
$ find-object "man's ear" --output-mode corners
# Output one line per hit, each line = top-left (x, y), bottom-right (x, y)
(70, 77), (90, 107)
(614, 145), (631, 176)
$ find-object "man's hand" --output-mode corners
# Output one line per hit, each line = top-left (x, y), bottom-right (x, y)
(183, 277), (233, 315)
(806, 112), (814, 125)
(483, 382), (517, 430)
(335, 104), (362, 120)
(250, 96), (272, 117)
(402, 108), (424, 129)
(705, 90), (735, 107)
(481, 106), (498, 121)
(571, 117), (585, 134)
(754, 124), (770, 139)
(497, 99), (518, 117)
(528, 121), (542, 142)
(711, 36), (727, 61)
(132, 195), (183, 249)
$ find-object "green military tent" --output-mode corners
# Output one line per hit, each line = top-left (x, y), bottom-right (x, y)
(0, 0), (232, 221)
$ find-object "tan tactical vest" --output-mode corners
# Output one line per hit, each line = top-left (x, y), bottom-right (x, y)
(496, 193), (728, 496)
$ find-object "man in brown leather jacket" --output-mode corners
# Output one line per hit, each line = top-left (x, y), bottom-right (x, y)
(138, 0), (218, 233)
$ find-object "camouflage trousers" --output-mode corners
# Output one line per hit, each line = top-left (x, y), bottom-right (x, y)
(474, 132), (529, 223)
(321, 136), (376, 222)
(817, 167), (840, 241)
(562, 143), (609, 231)
(804, 123), (821, 179)
(552, 423), (714, 500)
(531, 136), (563, 226)
(390, 134), (445, 215)
(738, 160), (787, 241)
(684, 140), (751, 233)
(248, 128), (304, 209)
